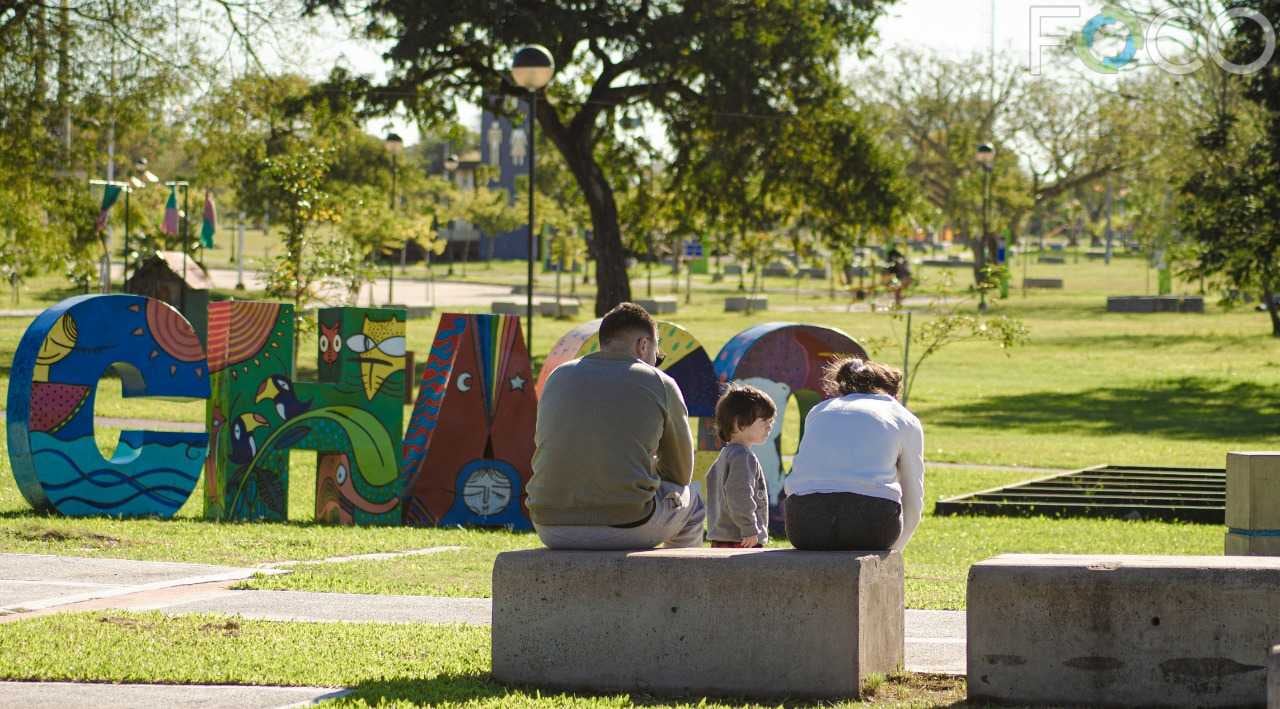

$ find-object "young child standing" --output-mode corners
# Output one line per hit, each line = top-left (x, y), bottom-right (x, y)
(705, 385), (776, 548)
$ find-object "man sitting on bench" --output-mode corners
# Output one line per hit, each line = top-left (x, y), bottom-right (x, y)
(528, 302), (704, 549)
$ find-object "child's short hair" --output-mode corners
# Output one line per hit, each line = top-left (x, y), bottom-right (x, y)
(715, 384), (777, 442)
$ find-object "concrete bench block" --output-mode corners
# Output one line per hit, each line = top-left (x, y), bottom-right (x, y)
(1270, 645), (1280, 709)
(493, 548), (904, 699)
(724, 296), (768, 312)
(490, 301), (525, 316)
(968, 553), (1280, 707)
(1023, 278), (1064, 289)
(634, 297), (678, 314)
(538, 301), (580, 317)
(724, 264), (743, 275)
(1037, 256), (1065, 264)
(1226, 452), (1280, 555)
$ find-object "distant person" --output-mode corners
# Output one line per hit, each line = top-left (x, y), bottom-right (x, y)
(705, 385), (776, 549)
(882, 248), (913, 306)
(528, 302), (703, 549)
(784, 357), (925, 552)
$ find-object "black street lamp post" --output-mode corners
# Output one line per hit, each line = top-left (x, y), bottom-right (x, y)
(385, 132), (404, 305)
(976, 143), (995, 312)
(511, 45), (555, 350)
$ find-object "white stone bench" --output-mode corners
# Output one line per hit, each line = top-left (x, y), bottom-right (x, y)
(634, 297), (677, 314)
(724, 296), (768, 312)
(492, 548), (903, 699)
(490, 301), (525, 315)
(1271, 645), (1280, 708)
(538, 301), (580, 318)
(968, 553), (1280, 707)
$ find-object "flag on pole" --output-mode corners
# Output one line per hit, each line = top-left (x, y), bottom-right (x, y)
(163, 186), (179, 236)
(200, 190), (217, 248)
(96, 184), (123, 232)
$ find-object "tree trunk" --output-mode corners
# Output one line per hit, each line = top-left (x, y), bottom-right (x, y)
(1265, 284), (1280, 337)
(548, 132), (630, 316)
(972, 238), (987, 286)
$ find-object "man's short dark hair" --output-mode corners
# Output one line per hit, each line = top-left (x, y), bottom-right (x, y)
(599, 302), (657, 345)
(715, 384), (777, 443)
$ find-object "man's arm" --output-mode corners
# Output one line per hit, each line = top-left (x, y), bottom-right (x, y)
(655, 375), (694, 485)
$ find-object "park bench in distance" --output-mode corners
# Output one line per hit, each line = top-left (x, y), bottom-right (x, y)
(967, 553), (1280, 707)
(492, 548), (904, 699)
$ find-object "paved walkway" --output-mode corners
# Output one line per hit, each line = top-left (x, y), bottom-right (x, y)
(0, 553), (269, 615)
(0, 682), (348, 708)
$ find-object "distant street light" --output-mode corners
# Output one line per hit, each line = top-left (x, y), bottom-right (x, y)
(976, 143), (995, 312)
(443, 153), (462, 277)
(511, 44), (554, 348)
(385, 132), (404, 304)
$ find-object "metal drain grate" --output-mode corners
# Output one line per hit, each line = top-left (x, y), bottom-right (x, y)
(933, 465), (1225, 523)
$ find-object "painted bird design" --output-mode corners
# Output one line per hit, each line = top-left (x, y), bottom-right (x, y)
(228, 413), (268, 465)
(255, 374), (311, 421)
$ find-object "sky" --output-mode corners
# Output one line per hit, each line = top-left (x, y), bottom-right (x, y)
(256, 1), (1132, 146)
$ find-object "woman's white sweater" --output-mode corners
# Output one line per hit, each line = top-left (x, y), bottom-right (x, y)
(785, 393), (926, 551)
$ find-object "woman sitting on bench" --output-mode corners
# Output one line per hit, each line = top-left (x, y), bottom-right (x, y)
(783, 357), (925, 552)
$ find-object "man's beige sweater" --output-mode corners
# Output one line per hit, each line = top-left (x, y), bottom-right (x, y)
(528, 351), (695, 526)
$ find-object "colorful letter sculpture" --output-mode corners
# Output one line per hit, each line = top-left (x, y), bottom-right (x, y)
(7, 295), (209, 517)
(536, 319), (719, 416)
(204, 302), (406, 524)
(401, 314), (537, 530)
(701, 323), (867, 531)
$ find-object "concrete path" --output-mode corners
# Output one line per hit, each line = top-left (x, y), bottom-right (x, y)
(0, 554), (267, 615)
(158, 590), (492, 626)
(0, 681), (348, 708)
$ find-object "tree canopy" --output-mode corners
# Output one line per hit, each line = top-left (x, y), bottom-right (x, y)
(303, 0), (900, 314)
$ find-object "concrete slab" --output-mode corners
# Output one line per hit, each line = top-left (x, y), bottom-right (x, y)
(492, 548), (903, 699)
(0, 554), (261, 614)
(0, 681), (348, 708)
(969, 553), (1280, 707)
(1270, 645), (1280, 709)
(157, 590), (491, 625)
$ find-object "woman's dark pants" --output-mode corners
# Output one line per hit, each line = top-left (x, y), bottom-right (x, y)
(784, 492), (902, 551)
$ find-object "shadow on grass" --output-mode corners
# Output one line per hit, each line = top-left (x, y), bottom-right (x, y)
(346, 673), (972, 707)
(1032, 332), (1268, 351)
(345, 674), (507, 705)
(929, 376), (1280, 441)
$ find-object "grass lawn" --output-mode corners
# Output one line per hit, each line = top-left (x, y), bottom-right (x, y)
(0, 611), (966, 707)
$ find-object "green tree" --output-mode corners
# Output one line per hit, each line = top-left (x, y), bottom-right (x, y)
(258, 146), (339, 358)
(1177, 0), (1280, 335)
(304, 0), (896, 315)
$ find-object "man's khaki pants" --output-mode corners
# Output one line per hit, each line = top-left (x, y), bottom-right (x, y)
(534, 481), (706, 550)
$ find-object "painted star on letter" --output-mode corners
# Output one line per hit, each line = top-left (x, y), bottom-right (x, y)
(510, 375), (526, 391)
